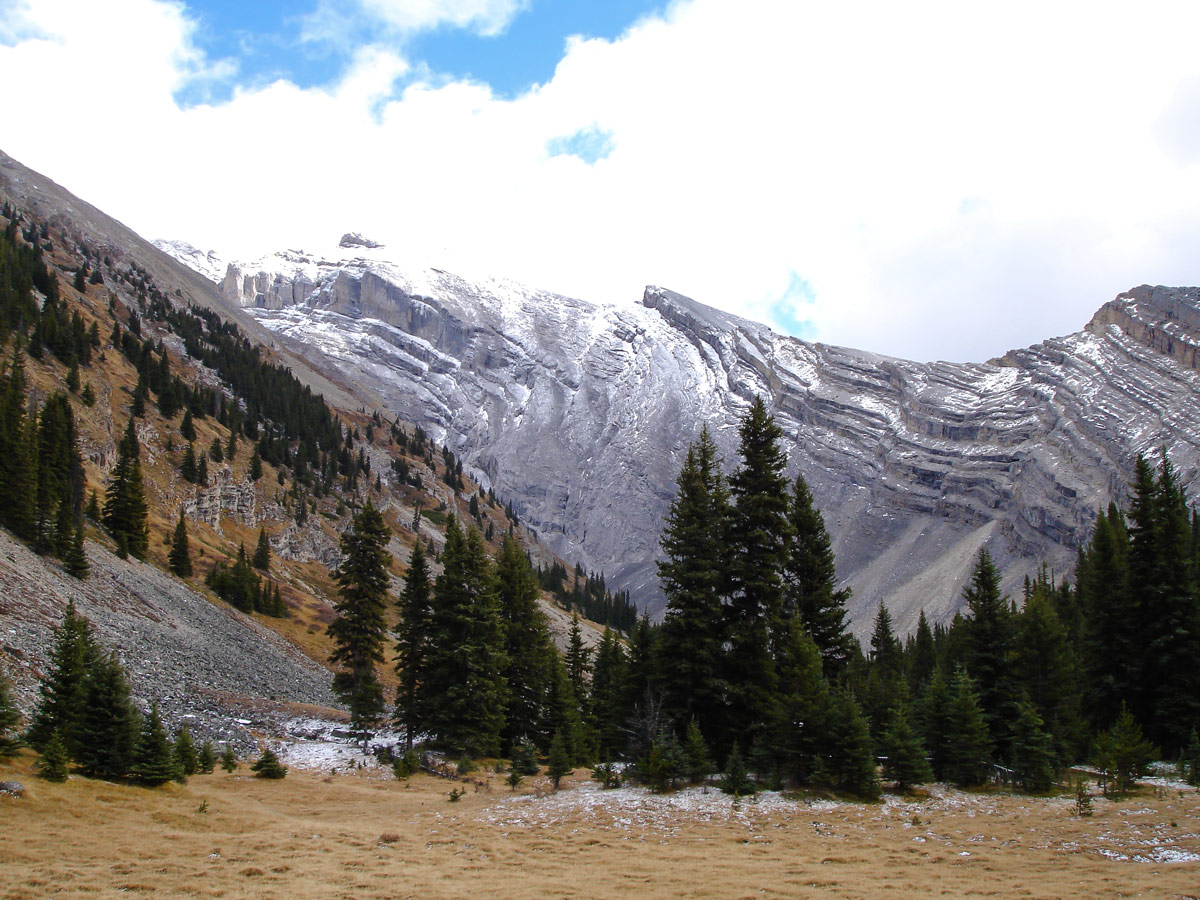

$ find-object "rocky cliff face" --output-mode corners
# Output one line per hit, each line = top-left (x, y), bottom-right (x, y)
(159, 242), (1200, 636)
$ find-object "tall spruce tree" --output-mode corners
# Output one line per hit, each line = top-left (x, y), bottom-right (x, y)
(132, 704), (180, 786)
(327, 501), (392, 743)
(252, 526), (271, 571)
(102, 418), (149, 560)
(783, 472), (853, 674)
(725, 396), (791, 750)
(394, 541), (432, 750)
(75, 650), (140, 780)
(590, 627), (629, 759)
(26, 600), (98, 756)
(944, 666), (992, 787)
(495, 533), (554, 752)
(423, 519), (508, 757)
(1078, 505), (1136, 731)
(657, 427), (730, 749)
(961, 549), (1016, 755)
(168, 511), (192, 578)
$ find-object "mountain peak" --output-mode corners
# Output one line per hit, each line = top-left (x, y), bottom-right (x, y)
(338, 232), (385, 250)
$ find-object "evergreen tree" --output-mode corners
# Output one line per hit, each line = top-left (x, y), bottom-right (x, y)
(943, 667), (992, 787)
(1179, 728), (1200, 787)
(961, 549), (1016, 753)
(784, 472), (853, 674)
(35, 730), (70, 782)
(328, 501), (392, 743)
(219, 746), (238, 773)
(589, 627), (629, 759)
(249, 447), (263, 481)
(168, 512), (193, 578)
(75, 650), (140, 780)
(423, 519), (508, 757)
(546, 730), (572, 790)
(1008, 700), (1056, 792)
(494, 534), (554, 752)
(102, 419), (149, 560)
(180, 409), (195, 442)
(918, 667), (954, 781)
(27, 600), (98, 755)
(657, 428), (729, 750)
(180, 443), (197, 483)
(725, 397), (791, 751)
(1094, 702), (1157, 798)
(198, 740), (216, 774)
(209, 437), (223, 463)
(882, 702), (932, 790)
(720, 740), (755, 795)
(197, 455), (208, 486)
(683, 716), (713, 784)
(252, 526), (270, 571)
(908, 609), (937, 691)
(828, 690), (880, 798)
(251, 747), (288, 779)
(1015, 582), (1082, 764)
(175, 725), (198, 776)
(0, 670), (22, 757)
(133, 704), (180, 786)
(65, 519), (89, 579)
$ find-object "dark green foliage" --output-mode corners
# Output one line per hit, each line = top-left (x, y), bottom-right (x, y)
(589, 627), (628, 760)
(175, 726), (198, 776)
(35, 730), (70, 782)
(27, 601), (97, 756)
(784, 473), (853, 674)
(961, 549), (1017, 754)
(918, 667), (954, 782)
(133, 704), (181, 786)
(422, 519), (508, 757)
(219, 746), (238, 773)
(495, 534), (554, 753)
(683, 716), (713, 784)
(75, 651), (140, 780)
(546, 731), (572, 790)
(638, 729), (688, 793)
(64, 519), (89, 579)
(0, 347), (37, 541)
(657, 427), (729, 750)
(510, 741), (539, 776)
(725, 396), (792, 748)
(394, 542), (432, 749)
(209, 437), (223, 463)
(249, 447), (262, 481)
(720, 741), (755, 796)
(80, 382), (95, 407)
(198, 740), (216, 774)
(197, 455), (208, 486)
(251, 747), (288, 779)
(252, 526), (270, 570)
(1008, 700), (1056, 792)
(1180, 729), (1200, 786)
(943, 667), (992, 787)
(393, 748), (421, 779)
(168, 512), (192, 578)
(828, 690), (880, 799)
(328, 502), (392, 741)
(591, 761), (623, 789)
(180, 443), (197, 483)
(205, 544), (264, 613)
(1094, 703), (1157, 798)
(0, 671), (22, 757)
(180, 409), (195, 442)
(102, 418), (149, 560)
(881, 703), (932, 790)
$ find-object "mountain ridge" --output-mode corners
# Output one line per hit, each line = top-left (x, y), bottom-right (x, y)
(152, 236), (1200, 634)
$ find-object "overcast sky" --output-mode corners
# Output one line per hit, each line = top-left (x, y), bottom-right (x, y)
(2, 0), (1199, 362)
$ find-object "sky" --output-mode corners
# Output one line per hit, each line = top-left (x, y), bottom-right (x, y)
(2, 0), (1200, 363)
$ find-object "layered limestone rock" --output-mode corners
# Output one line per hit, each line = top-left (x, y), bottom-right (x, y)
(165, 241), (1200, 635)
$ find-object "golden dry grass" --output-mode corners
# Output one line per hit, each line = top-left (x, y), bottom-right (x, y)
(2, 751), (1198, 900)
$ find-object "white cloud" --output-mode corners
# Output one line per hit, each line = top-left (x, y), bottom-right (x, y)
(361, 0), (529, 36)
(3, 0), (1200, 361)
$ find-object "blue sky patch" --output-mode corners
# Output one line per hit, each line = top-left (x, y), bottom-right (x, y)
(768, 272), (818, 340)
(546, 126), (616, 164)
(173, 0), (663, 106)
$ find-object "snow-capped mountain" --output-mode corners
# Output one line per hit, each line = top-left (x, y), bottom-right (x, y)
(158, 237), (1200, 634)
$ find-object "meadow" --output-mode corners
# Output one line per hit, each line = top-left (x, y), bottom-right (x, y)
(2, 751), (1199, 899)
